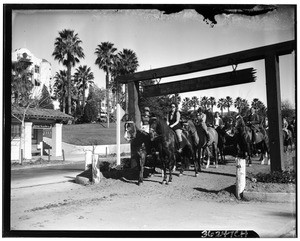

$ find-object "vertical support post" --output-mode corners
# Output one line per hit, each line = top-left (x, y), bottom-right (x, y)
(265, 54), (284, 172)
(52, 123), (62, 157)
(92, 154), (101, 184)
(128, 81), (141, 168)
(116, 103), (121, 165)
(24, 122), (32, 160)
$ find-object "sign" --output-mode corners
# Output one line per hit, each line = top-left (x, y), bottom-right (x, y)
(143, 68), (256, 97)
(33, 124), (52, 129)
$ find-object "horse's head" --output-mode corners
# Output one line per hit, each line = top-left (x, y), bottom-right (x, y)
(235, 114), (245, 129)
(124, 121), (137, 142)
(149, 117), (159, 141)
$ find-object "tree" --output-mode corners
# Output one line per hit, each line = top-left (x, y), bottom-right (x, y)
(240, 98), (250, 116)
(112, 48), (139, 113)
(95, 42), (117, 128)
(251, 98), (267, 117)
(73, 65), (94, 108)
(224, 96), (233, 115)
(52, 29), (85, 115)
(83, 86), (98, 123)
(281, 99), (295, 122)
(181, 97), (191, 113)
(38, 85), (54, 109)
(53, 70), (68, 113)
(234, 97), (243, 114)
(190, 96), (199, 111)
(93, 85), (106, 118)
(217, 98), (226, 116)
(208, 96), (216, 113)
(11, 54), (34, 106)
(200, 96), (209, 111)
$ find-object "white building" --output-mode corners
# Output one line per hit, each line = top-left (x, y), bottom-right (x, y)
(12, 48), (54, 99)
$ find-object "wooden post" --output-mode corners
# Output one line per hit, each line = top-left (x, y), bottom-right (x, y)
(48, 147), (50, 161)
(128, 81), (141, 168)
(265, 54), (284, 172)
(236, 158), (246, 199)
(62, 149), (65, 162)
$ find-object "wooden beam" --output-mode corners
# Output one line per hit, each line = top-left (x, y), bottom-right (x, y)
(265, 54), (285, 172)
(116, 40), (295, 84)
(143, 68), (256, 97)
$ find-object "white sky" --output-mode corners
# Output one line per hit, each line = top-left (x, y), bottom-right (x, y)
(11, 5), (296, 110)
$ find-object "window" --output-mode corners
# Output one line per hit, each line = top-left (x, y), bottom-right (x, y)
(11, 124), (21, 139)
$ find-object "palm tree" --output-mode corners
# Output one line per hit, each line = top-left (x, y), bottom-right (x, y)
(224, 96), (233, 115)
(53, 70), (68, 113)
(200, 96), (209, 111)
(217, 98), (226, 116)
(190, 96), (199, 111)
(113, 49), (139, 113)
(181, 97), (191, 112)
(234, 97), (243, 114)
(240, 98), (249, 115)
(208, 96), (216, 112)
(52, 29), (85, 115)
(95, 42), (117, 128)
(73, 65), (94, 108)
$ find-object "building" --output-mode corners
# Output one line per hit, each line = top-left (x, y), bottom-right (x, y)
(12, 48), (54, 99)
(11, 107), (74, 161)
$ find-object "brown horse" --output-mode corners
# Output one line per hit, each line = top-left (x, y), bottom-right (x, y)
(194, 123), (219, 169)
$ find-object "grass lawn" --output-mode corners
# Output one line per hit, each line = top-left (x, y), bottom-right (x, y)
(61, 123), (129, 146)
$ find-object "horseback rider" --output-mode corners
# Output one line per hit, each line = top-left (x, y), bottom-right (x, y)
(282, 117), (292, 139)
(213, 111), (224, 130)
(141, 106), (150, 133)
(195, 107), (211, 145)
(246, 107), (260, 144)
(167, 102), (184, 153)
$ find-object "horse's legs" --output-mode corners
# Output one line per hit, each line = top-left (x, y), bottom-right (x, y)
(214, 144), (218, 168)
(205, 147), (211, 169)
(137, 156), (144, 185)
(161, 159), (167, 184)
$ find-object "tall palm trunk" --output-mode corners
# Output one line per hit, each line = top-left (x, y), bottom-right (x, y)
(106, 72), (110, 128)
(125, 84), (128, 114)
(67, 64), (72, 115)
(82, 79), (86, 108)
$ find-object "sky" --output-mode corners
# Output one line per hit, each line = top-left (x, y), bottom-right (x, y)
(11, 5), (296, 110)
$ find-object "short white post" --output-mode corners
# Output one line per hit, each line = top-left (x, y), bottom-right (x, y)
(85, 150), (92, 170)
(92, 154), (101, 184)
(24, 122), (32, 160)
(39, 141), (43, 156)
(236, 158), (246, 199)
(52, 123), (62, 157)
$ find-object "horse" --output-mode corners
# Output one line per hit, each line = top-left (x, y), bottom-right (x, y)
(283, 129), (293, 152)
(194, 122), (219, 169)
(149, 117), (184, 184)
(181, 120), (201, 176)
(235, 115), (270, 166)
(124, 121), (158, 185)
(215, 125), (238, 163)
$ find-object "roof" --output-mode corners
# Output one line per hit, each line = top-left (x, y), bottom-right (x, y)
(12, 107), (74, 121)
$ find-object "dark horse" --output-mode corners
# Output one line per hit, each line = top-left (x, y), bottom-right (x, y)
(181, 120), (201, 176)
(235, 115), (270, 166)
(149, 117), (192, 184)
(124, 121), (157, 185)
(194, 123), (219, 169)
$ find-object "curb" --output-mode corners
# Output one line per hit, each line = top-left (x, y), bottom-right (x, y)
(242, 191), (296, 203)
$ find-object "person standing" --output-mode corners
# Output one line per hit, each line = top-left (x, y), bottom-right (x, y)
(167, 102), (183, 153)
(213, 111), (224, 129)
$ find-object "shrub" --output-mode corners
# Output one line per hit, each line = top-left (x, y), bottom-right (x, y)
(254, 170), (296, 184)
(83, 101), (98, 123)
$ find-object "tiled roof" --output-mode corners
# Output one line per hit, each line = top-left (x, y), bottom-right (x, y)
(12, 107), (74, 121)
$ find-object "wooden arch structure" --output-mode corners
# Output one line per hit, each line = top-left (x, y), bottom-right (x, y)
(116, 40), (296, 172)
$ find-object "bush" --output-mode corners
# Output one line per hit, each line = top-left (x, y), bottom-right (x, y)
(83, 101), (98, 123)
(254, 170), (296, 184)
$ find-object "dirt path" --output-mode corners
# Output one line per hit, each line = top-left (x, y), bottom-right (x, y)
(10, 158), (296, 237)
